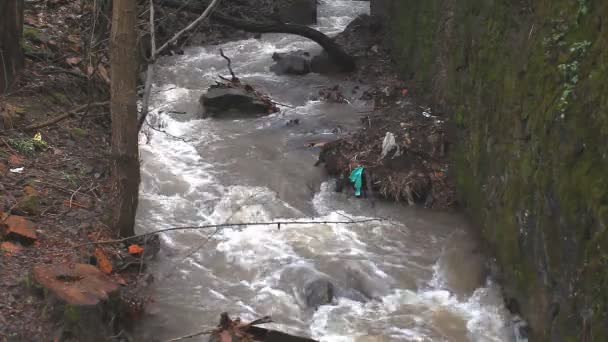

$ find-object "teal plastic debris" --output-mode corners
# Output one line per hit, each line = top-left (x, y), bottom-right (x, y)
(349, 166), (364, 196)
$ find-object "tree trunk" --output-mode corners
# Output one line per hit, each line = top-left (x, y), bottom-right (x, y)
(0, 0), (24, 93)
(159, 0), (356, 72)
(110, 0), (140, 237)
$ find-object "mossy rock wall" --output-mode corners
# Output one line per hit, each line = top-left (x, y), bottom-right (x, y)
(380, 0), (608, 340)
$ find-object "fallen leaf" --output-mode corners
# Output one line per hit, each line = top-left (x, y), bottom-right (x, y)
(8, 155), (24, 166)
(4, 215), (38, 244)
(24, 185), (37, 196)
(1, 242), (24, 255)
(66, 56), (82, 65)
(87, 65), (95, 76)
(114, 275), (128, 286)
(128, 244), (144, 256)
(98, 65), (111, 84)
(94, 248), (113, 274)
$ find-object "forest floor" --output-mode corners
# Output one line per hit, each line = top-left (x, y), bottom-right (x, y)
(0, 1), (144, 340)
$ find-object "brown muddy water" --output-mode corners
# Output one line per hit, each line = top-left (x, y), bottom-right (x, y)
(134, 1), (518, 341)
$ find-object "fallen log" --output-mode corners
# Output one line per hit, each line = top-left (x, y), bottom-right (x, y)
(159, 0), (356, 72)
(245, 326), (318, 342)
(168, 313), (318, 342)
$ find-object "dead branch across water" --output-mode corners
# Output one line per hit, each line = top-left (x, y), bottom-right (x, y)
(72, 218), (385, 248)
(167, 313), (318, 342)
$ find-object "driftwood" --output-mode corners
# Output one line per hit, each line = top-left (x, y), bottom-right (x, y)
(159, 0), (356, 72)
(167, 313), (318, 342)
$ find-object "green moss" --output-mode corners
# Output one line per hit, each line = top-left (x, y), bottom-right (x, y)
(48, 91), (70, 105)
(64, 304), (80, 324)
(70, 127), (88, 139)
(385, 0), (608, 339)
(22, 25), (41, 41)
(18, 195), (40, 215)
(9, 136), (48, 156)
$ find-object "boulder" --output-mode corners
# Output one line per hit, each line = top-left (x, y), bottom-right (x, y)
(270, 51), (312, 75)
(279, 265), (335, 309)
(275, 0), (317, 25)
(200, 87), (273, 118)
(343, 261), (391, 300)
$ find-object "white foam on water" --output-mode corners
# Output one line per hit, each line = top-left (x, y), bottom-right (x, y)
(135, 1), (517, 341)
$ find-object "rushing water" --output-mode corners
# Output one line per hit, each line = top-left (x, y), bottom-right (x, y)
(134, 1), (516, 341)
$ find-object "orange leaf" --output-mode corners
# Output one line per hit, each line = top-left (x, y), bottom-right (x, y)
(94, 248), (113, 274)
(128, 244), (144, 256)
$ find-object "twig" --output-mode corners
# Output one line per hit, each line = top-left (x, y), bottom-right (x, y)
(68, 186), (82, 208)
(72, 218), (384, 248)
(145, 120), (190, 142)
(154, 0), (222, 59)
(219, 48), (237, 82)
(270, 100), (295, 108)
(138, 0), (157, 132)
(24, 101), (109, 131)
(0, 137), (17, 154)
(246, 316), (273, 326)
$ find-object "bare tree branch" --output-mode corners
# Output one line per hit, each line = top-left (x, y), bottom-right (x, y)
(24, 101), (109, 131)
(138, 0), (222, 132)
(72, 218), (384, 248)
(220, 48), (237, 82)
(154, 0), (222, 60)
(138, 0), (157, 132)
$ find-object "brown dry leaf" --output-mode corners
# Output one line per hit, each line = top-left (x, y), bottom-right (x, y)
(67, 34), (80, 44)
(1, 241), (24, 255)
(98, 65), (111, 84)
(24, 185), (37, 196)
(66, 56), (82, 65)
(8, 155), (24, 166)
(94, 248), (113, 274)
(113, 274), (128, 286)
(87, 65), (95, 76)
